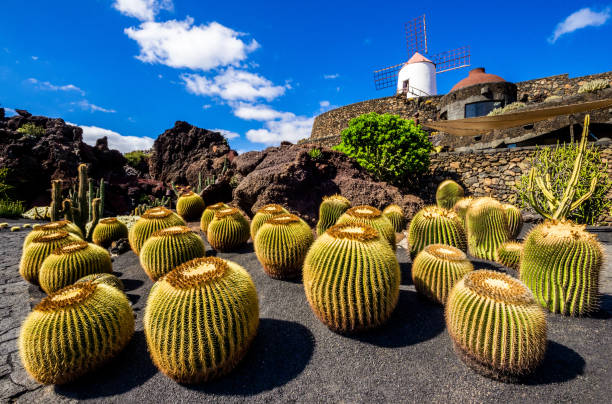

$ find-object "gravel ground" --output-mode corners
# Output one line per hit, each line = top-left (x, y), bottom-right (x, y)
(1, 219), (611, 403)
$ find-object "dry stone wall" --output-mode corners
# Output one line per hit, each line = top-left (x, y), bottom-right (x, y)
(516, 71), (612, 101)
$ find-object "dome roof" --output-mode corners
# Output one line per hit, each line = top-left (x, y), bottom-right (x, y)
(450, 67), (506, 92)
(405, 52), (434, 65)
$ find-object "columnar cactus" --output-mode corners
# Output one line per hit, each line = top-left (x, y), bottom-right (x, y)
(495, 241), (523, 271)
(77, 273), (124, 291)
(128, 207), (186, 255)
(39, 241), (112, 294)
(144, 257), (259, 383)
(382, 204), (406, 233)
(303, 223), (400, 333)
(18, 282), (134, 384)
(502, 203), (523, 239)
(250, 204), (289, 240)
(24, 220), (83, 249)
(466, 197), (509, 260)
(200, 202), (229, 234)
(445, 270), (547, 381)
(207, 207), (250, 251)
(92, 217), (128, 248)
(139, 225), (206, 281)
(20, 231), (81, 285)
(254, 213), (314, 279)
(520, 220), (603, 316)
(452, 197), (474, 224)
(315, 194), (351, 236)
(412, 244), (473, 305)
(436, 180), (465, 210)
(336, 205), (396, 250)
(176, 191), (206, 222)
(407, 206), (466, 257)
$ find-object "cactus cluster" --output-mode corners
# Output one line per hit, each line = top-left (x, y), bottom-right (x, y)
(453, 197), (473, 224)
(254, 214), (314, 279)
(336, 205), (396, 250)
(250, 204), (289, 240)
(144, 257), (259, 383)
(128, 207), (186, 254)
(315, 195), (351, 236)
(446, 270), (547, 381)
(176, 191), (206, 222)
(382, 204), (405, 233)
(92, 217), (128, 248)
(466, 197), (509, 260)
(303, 223), (400, 333)
(19, 282), (134, 384)
(207, 207), (250, 251)
(20, 231), (81, 285)
(436, 180), (465, 210)
(77, 273), (124, 291)
(503, 203), (523, 239)
(24, 220), (83, 249)
(200, 202), (229, 234)
(407, 206), (466, 257)
(495, 241), (523, 271)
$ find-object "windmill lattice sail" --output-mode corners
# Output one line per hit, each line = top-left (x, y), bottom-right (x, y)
(431, 46), (471, 73)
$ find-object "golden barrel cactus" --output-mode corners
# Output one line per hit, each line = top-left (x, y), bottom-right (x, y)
(336, 205), (396, 250)
(128, 207), (186, 255)
(207, 207), (250, 251)
(24, 220), (83, 249)
(452, 197), (474, 224)
(407, 206), (466, 257)
(19, 231), (81, 285)
(176, 191), (206, 222)
(495, 241), (523, 271)
(92, 217), (128, 248)
(466, 197), (509, 260)
(77, 273), (124, 290)
(382, 204), (406, 233)
(436, 180), (465, 210)
(200, 202), (228, 234)
(250, 204), (289, 240)
(502, 203), (523, 239)
(315, 194), (351, 236)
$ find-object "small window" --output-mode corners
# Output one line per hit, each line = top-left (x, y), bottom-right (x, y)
(403, 80), (409, 89)
(464, 100), (503, 118)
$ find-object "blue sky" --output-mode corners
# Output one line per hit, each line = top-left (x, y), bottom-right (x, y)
(1, 1), (611, 153)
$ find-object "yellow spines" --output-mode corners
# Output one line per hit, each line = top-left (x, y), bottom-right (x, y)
(144, 257), (259, 383)
(436, 180), (465, 210)
(452, 197), (474, 224)
(77, 273), (124, 291)
(19, 231), (82, 285)
(23, 220), (83, 249)
(254, 213), (314, 279)
(92, 217), (129, 248)
(207, 207), (250, 252)
(412, 244), (473, 305)
(139, 225), (206, 281)
(466, 197), (509, 260)
(176, 191), (205, 222)
(18, 282), (134, 384)
(445, 270), (547, 381)
(407, 206), (466, 257)
(382, 204), (406, 233)
(128, 207), (186, 254)
(303, 223), (400, 333)
(200, 202), (228, 233)
(315, 194), (351, 236)
(39, 241), (112, 294)
(495, 241), (523, 271)
(250, 204), (289, 240)
(336, 205), (396, 250)
(502, 203), (523, 239)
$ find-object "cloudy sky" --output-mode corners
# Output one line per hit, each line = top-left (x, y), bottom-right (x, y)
(1, 1), (611, 152)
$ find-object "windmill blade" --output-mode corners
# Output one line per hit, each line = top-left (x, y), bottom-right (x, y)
(405, 15), (427, 58)
(432, 46), (471, 73)
(373, 62), (404, 90)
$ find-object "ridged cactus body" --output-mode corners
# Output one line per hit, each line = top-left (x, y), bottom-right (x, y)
(207, 208), (250, 251)
(382, 204), (406, 233)
(128, 207), (186, 254)
(303, 223), (400, 333)
(436, 180), (465, 210)
(316, 194), (351, 236)
(453, 197), (474, 224)
(19, 282), (134, 384)
(254, 214), (314, 279)
(412, 244), (473, 305)
(407, 206), (466, 257)
(176, 191), (205, 222)
(336, 205), (396, 250)
(19, 231), (81, 285)
(466, 197), (509, 260)
(24, 220), (83, 249)
(250, 204), (288, 240)
(200, 202), (228, 233)
(144, 257), (259, 383)
(92, 217), (128, 248)
(446, 270), (547, 381)
(520, 220), (603, 316)
(503, 203), (523, 239)
(139, 226), (206, 281)
(77, 273), (124, 290)
(495, 241), (523, 271)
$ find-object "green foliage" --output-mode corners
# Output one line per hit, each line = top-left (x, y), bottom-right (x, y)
(578, 79), (610, 94)
(334, 112), (432, 184)
(0, 168), (14, 199)
(17, 123), (45, 138)
(124, 150), (150, 169)
(308, 148), (322, 160)
(0, 199), (24, 218)
(487, 102), (526, 116)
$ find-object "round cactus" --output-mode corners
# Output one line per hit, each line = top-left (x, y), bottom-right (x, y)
(495, 241), (523, 271)
(254, 213), (314, 279)
(382, 204), (406, 233)
(315, 194), (351, 236)
(466, 197), (509, 260)
(24, 220), (83, 249)
(446, 270), (547, 381)
(20, 231), (82, 285)
(144, 257), (259, 383)
(407, 206), (466, 257)
(412, 244), (473, 305)
(207, 207), (250, 252)
(128, 207), (186, 255)
(139, 225), (206, 281)
(18, 282), (134, 384)
(436, 180), (465, 210)
(39, 241), (112, 294)
(200, 202), (229, 234)
(303, 223), (400, 333)
(336, 205), (396, 250)
(452, 197), (474, 224)
(250, 204), (289, 240)
(520, 220), (603, 316)
(502, 203), (523, 239)
(176, 191), (206, 222)
(76, 273), (124, 291)
(92, 218), (128, 248)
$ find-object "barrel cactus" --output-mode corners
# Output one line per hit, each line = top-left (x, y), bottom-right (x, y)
(436, 180), (465, 210)
(200, 202), (228, 234)
(503, 203), (523, 239)
(139, 225), (206, 281)
(207, 207), (250, 252)
(18, 282), (134, 384)
(19, 231), (81, 285)
(383, 204), (406, 233)
(144, 257), (259, 383)
(92, 217), (128, 248)
(39, 241), (112, 294)
(254, 213), (314, 279)
(176, 191), (205, 222)
(336, 205), (396, 250)
(128, 207), (186, 255)
(250, 204), (289, 240)
(446, 270), (547, 381)
(77, 273), (124, 291)
(407, 206), (466, 257)
(495, 241), (523, 271)
(520, 220), (603, 316)
(452, 197), (474, 224)
(315, 194), (351, 236)
(466, 197), (509, 260)
(24, 220), (83, 249)
(412, 244), (473, 305)
(303, 223), (400, 333)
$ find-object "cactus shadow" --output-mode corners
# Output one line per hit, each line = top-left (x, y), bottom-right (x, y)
(397, 247), (413, 285)
(526, 340), (585, 385)
(590, 294), (612, 319)
(121, 278), (144, 291)
(187, 319), (314, 395)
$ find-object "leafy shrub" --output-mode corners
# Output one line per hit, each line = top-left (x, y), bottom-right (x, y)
(124, 150), (150, 169)
(334, 112), (432, 184)
(308, 148), (322, 160)
(17, 123), (45, 138)
(0, 200), (24, 218)
(487, 102), (526, 116)
(578, 79), (610, 94)
(0, 168), (13, 199)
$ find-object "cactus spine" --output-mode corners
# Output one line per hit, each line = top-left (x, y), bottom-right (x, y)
(19, 231), (81, 285)
(303, 223), (400, 333)
(92, 217), (129, 248)
(144, 257), (259, 383)
(315, 194), (351, 236)
(176, 191), (206, 222)
(207, 207), (250, 251)
(200, 202), (229, 234)
(19, 282), (134, 384)
(336, 205), (396, 250)
(453, 197), (474, 224)
(445, 270), (547, 381)
(24, 220), (84, 249)
(128, 207), (186, 255)
(77, 273), (124, 291)
(495, 241), (523, 271)
(503, 203), (523, 239)
(250, 204), (289, 240)
(466, 197), (509, 260)
(412, 244), (473, 305)
(382, 204), (406, 233)
(407, 206), (466, 257)
(254, 214), (314, 279)
(436, 180), (465, 210)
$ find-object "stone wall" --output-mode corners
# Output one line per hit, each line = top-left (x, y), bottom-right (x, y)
(516, 71), (612, 101)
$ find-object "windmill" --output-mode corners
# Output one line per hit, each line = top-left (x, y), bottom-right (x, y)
(373, 15), (471, 98)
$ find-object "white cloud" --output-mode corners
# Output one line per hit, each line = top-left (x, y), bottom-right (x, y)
(211, 128), (240, 139)
(232, 102), (294, 121)
(202, 104), (212, 110)
(73, 100), (117, 113)
(27, 78), (85, 95)
(182, 68), (288, 102)
(246, 113), (314, 146)
(125, 17), (259, 71)
(549, 7), (611, 43)
(319, 100), (330, 108)
(31, 56), (38, 60)
(68, 122), (155, 153)
(113, 0), (173, 21)
(323, 73), (339, 79)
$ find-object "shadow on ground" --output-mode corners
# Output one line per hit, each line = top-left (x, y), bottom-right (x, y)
(527, 340), (585, 385)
